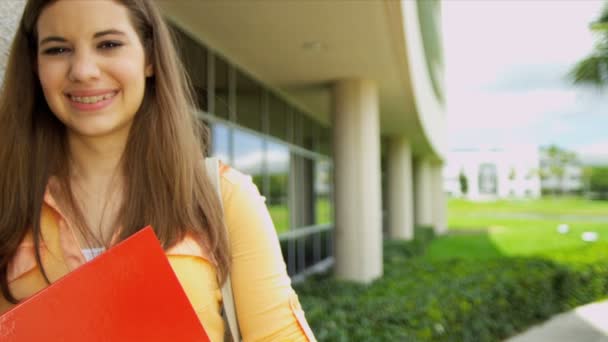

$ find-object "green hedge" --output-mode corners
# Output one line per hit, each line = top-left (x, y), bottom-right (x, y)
(295, 229), (608, 341)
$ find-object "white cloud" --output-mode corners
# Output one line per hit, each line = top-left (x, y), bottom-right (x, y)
(233, 148), (290, 174)
(447, 89), (578, 131)
(443, 0), (608, 158)
(576, 140), (608, 165)
(443, 1), (603, 89)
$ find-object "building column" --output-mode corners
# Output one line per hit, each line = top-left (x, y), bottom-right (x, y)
(431, 162), (447, 235)
(289, 156), (315, 228)
(332, 79), (382, 283)
(387, 136), (414, 240)
(414, 159), (434, 228)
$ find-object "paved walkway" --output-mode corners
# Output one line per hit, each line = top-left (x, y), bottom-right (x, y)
(506, 300), (608, 342)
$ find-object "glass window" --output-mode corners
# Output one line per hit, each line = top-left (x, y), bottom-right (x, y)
(290, 154), (315, 228)
(210, 123), (231, 164)
(290, 112), (300, 146)
(233, 130), (263, 191)
(200, 119), (211, 156)
(478, 163), (498, 195)
(214, 55), (230, 120)
(236, 71), (262, 131)
(315, 160), (333, 225)
(266, 141), (290, 234)
(172, 26), (208, 111)
(318, 126), (331, 156)
(268, 95), (289, 142)
(301, 116), (315, 150)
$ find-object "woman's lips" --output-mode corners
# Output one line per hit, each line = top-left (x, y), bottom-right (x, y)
(65, 90), (119, 112)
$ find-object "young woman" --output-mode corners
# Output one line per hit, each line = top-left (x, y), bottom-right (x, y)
(0, 0), (315, 341)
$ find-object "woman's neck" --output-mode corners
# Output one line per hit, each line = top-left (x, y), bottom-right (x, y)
(67, 132), (127, 189)
(64, 132), (128, 246)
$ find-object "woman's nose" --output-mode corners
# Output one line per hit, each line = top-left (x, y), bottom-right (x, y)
(68, 50), (101, 82)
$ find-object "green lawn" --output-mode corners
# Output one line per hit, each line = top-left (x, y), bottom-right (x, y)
(425, 197), (608, 262)
(268, 197), (332, 234)
(449, 196), (608, 217)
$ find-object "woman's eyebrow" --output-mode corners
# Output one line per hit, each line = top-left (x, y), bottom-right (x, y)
(39, 29), (127, 46)
(39, 36), (66, 46)
(93, 29), (126, 39)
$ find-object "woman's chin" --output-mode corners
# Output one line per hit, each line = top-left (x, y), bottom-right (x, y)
(66, 120), (133, 141)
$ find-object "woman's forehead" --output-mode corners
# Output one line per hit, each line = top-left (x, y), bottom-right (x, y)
(36, 0), (135, 40)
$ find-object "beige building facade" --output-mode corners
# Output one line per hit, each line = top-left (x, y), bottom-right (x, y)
(1, 0), (446, 284)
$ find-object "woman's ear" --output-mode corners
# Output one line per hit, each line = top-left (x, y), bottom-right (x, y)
(145, 63), (154, 77)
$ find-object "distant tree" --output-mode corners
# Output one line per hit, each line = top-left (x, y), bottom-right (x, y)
(458, 169), (468, 197)
(569, 4), (608, 87)
(587, 166), (608, 199)
(582, 166), (593, 192)
(543, 145), (578, 196)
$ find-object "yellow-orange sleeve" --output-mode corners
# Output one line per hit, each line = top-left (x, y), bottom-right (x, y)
(221, 169), (316, 342)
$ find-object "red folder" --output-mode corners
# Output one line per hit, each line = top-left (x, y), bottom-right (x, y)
(0, 226), (210, 341)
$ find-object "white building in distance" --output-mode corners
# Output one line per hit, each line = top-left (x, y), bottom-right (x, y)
(444, 146), (542, 200)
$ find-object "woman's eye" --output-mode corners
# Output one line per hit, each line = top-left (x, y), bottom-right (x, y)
(98, 41), (123, 50)
(42, 47), (70, 55)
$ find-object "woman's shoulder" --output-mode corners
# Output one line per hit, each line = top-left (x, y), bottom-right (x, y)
(218, 163), (258, 197)
(217, 164), (268, 223)
(219, 163), (248, 184)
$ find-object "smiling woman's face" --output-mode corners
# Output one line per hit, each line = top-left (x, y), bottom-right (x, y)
(36, 0), (153, 140)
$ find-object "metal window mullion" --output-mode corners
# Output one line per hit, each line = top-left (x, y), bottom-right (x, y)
(228, 65), (237, 123)
(278, 223), (332, 241)
(298, 236), (305, 275)
(329, 229), (334, 260)
(227, 126), (234, 166)
(313, 230), (321, 264)
(262, 91), (270, 135)
(206, 50), (215, 115)
(288, 238), (296, 276)
(288, 155), (298, 232)
(286, 105), (294, 145)
(261, 92), (270, 198)
(196, 110), (331, 162)
(262, 138), (269, 199)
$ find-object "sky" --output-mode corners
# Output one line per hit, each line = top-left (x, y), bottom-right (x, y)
(442, 0), (608, 164)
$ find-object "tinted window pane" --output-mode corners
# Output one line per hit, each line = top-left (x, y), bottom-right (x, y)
(233, 130), (263, 191)
(268, 95), (288, 142)
(214, 56), (230, 120)
(172, 26), (208, 111)
(301, 116), (315, 150)
(266, 142), (290, 233)
(210, 123), (231, 164)
(236, 71), (262, 131)
(291, 154), (315, 228)
(318, 125), (332, 156)
(315, 160), (333, 224)
(291, 113), (302, 146)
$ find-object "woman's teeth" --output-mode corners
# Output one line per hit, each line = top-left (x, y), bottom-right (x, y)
(70, 92), (116, 104)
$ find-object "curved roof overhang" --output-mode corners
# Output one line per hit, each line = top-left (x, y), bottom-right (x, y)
(158, 0), (445, 161)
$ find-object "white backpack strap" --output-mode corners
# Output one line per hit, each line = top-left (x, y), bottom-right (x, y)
(204, 157), (242, 342)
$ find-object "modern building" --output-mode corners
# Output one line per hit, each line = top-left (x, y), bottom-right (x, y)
(1, 0), (446, 284)
(444, 146), (542, 200)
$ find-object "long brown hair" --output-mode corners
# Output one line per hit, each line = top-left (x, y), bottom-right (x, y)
(0, 0), (230, 303)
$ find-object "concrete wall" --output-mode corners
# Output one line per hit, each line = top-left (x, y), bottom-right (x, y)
(0, 0), (25, 85)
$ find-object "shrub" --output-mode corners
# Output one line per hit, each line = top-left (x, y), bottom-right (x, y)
(296, 230), (608, 341)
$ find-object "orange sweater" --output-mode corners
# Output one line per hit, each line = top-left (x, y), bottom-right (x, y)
(0, 167), (315, 342)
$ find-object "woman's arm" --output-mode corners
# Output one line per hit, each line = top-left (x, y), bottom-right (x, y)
(221, 168), (316, 342)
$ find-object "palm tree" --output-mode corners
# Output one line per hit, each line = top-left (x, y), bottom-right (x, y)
(569, 4), (608, 87)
